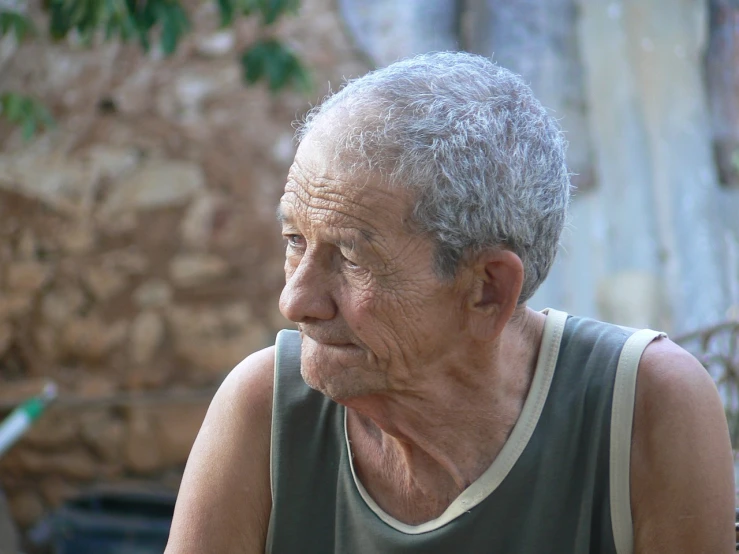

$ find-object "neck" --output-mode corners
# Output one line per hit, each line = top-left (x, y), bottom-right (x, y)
(343, 307), (546, 517)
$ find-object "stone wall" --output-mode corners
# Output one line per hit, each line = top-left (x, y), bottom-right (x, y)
(0, 0), (366, 530)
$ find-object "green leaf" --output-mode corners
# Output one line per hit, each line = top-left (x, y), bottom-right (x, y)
(21, 118), (37, 141)
(241, 42), (267, 84)
(4, 93), (26, 121)
(217, 0), (234, 27)
(155, 0), (190, 56)
(0, 11), (37, 42)
(241, 39), (311, 94)
(235, 0), (259, 17)
(0, 92), (55, 140)
(260, 0), (284, 25)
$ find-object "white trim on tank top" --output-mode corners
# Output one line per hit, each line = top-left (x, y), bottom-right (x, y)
(343, 308), (569, 535)
(610, 328), (666, 554)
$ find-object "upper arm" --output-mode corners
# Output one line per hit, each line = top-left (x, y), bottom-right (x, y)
(631, 338), (735, 554)
(166, 346), (275, 554)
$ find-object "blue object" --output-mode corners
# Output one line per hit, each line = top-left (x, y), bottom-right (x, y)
(52, 489), (176, 554)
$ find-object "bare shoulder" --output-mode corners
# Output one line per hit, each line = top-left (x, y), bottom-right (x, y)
(166, 346), (276, 554)
(631, 337), (735, 553)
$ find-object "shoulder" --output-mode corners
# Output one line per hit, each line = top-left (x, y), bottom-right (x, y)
(166, 346), (275, 554)
(630, 337), (735, 553)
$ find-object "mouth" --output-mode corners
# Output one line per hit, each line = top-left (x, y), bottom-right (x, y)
(299, 328), (358, 349)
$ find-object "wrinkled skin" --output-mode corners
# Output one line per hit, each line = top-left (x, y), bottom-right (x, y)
(278, 134), (478, 402)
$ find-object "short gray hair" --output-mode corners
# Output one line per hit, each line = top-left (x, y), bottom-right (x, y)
(296, 51), (571, 304)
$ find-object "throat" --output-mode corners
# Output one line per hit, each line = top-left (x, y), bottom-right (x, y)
(345, 408), (518, 525)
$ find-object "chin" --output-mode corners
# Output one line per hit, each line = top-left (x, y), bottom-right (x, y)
(300, 361), (373, 402)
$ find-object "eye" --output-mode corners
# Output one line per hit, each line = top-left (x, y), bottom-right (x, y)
(339, 251), (362, 270)
(284, 234), (306, 250)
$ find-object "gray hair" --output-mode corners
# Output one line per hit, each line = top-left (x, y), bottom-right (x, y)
(296, 51), (570, 304)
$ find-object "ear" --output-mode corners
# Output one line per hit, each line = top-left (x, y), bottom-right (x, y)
(465, 249), (524, 341)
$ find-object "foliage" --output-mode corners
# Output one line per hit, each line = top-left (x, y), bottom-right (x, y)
(0, 0), (309, 139)
(0, 92), (55, 140)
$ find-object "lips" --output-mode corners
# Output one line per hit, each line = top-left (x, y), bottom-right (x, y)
(299, 325), (357, 347)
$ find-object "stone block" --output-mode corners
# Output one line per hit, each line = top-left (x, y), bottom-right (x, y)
(80, 265), (128, 302)
(124, 402), (209, 473)
(130, 310), (165, 365)
(75, 375), (117, 398)
(0, 294), (33, 321)
(84, 145), (141, 180)
(133, 279), (173, 309)
(40, 286), (87, 326)
(100, 160), (205, 216)
(101, 248), (149, 276)
(0, 323), (13, 358)
(39, 477), (77, 508)
(0, 378), (51, 406)
(180, 194), (220, 251)
(124, 409), (162, 473)
(23, 409), (78, 450)
(169, 254), (230, 287)
(78, 410), (124, 462)
(6, 261), (52, 292)
(8, 489), (44, 528)
(13, 448), (98, 480)
(57, 224), (96, 255)
(58, 317), (128, 362)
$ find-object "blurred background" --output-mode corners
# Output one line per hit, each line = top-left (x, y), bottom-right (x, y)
(0, 0), (737, 551)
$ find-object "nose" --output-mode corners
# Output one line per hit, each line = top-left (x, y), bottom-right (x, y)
(279, 253), (337, 323)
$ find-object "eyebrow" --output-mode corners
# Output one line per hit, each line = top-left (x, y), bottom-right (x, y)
(276, 204), (377, 250)
(276, 205), (292, 225)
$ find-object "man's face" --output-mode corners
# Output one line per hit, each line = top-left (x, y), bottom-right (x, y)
(278, 135), (472, 401)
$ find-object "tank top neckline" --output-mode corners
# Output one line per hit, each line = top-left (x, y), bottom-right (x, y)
(342, 308), (569, 535)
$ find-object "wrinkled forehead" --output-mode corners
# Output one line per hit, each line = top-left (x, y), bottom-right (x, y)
(281, 132), (416, 234)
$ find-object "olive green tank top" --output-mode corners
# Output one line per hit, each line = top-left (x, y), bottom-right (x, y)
(266, 310), (664, 554)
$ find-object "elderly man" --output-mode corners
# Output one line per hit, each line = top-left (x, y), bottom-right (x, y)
(166, 52), (735, 553)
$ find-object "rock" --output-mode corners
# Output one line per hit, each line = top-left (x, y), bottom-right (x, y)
(169, 254), (229, 287)
(114, 66), (156, 114)
(0, 153), (95, 215)
(33, 325), (58, 359)
(5, 261), (52, 292)
(40, 286), (87, 327)
(80, 265), (128, 302)
(8, 489), (44, 528)
(195, 30), (236, 57)
(124, 403), (209, 471)
(16, 229), (37, 260)
(84, 145), (141, 180)
(79, 409), (124, 462)
(100, 160), (205, 216)
(58, 317), (128, 362)
(24, 408), (78, 449)
(163, 65), (241, 120)
(175, 335), (257, 376)
(180, 194), (220, 251)
(57, 224), (96, 255)
(13, 447), (98, 480)
(166, 304), (266, 376)
(133, 279), (173, 309)
(0, 294), (32, 321)
(124, 409), (162, 473)
(75, 375), (117, 398)
(153, 403), (209, 465)
(101, 248), (149, 276)
(0, 322), (13, 357)
(130, 310), (165, 365)
(0, 378), (52, 405)
(39, 477), (77, 508)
